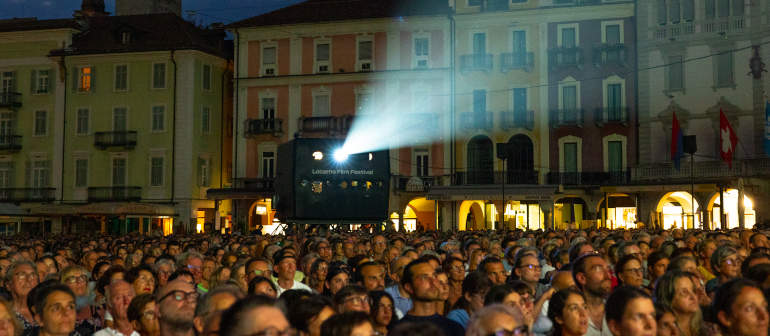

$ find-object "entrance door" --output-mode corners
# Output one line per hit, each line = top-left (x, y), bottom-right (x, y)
(467, 136), (493, 184)
(507, 134), (534, 184)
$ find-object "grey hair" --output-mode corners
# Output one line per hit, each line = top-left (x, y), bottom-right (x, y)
(176, 251), (204, 269)
(301, 253), (319, 269)
(154, 258), (176, 272)
(710, 244), (738, 277)
(617, 240), (639, 259)
(5, 260), (36, 284)
(466, 304), (524, 336)
(105, 280), (133, 304)
(195, 284), (244, 318)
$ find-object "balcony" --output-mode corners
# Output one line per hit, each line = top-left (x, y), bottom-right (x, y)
(94, 131), (137, 149)
(0, 135), (22, 152)
(297, 115), (353, 136)
(0, 92), (21, 109)
(207, 178), (275, 200)
(393, 175), (435, 193)
(547, 171), (630, 185)
(454, 170), (539, 185)
(703, 16), (744, 34)
(554, 0), (600, 5)
(245, 118), (283, 137)
(460, 111), (493, 130)
(88, 186), (142, 202)
(550, 109), (584, 127)
(460, 54), (494, 72)
(594, 107), (629, 125)
(499, 110), (534, 130)
(550, 47), (583, 68)
(0, 188), (55, 202)
(631, 158), (770, 183)
(500, 52), (534, 72)
(593, 44), (627, 66)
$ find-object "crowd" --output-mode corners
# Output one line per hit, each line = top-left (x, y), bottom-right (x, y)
(0, 227), (766, 336)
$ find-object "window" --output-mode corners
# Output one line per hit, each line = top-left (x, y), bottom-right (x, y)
(152, 106), (165, 132)
(658, 0), (668, 24)
(261, 152), (274, 178)
(77, 108), (89, 135)
(0, 162), (12, 188)
(683, 0), (694, 20)
(114, 65), (128, 91)
(316, 43), (330, 73)
(34, 110), (47, 136)
(564, 143), (578, 172)
(313, 94), (330, 117)
(669, 0), (680, 23)
(112, 158), (126, 186)
(198, 158), (210, 186)
(202, 64), (211, 91)
(75, 159), (88, 188)
(473, 90), (486, 114)
(415, 149), (429, 177)
(469, 0), (481, 5)
(262, 47), (276, 76)
(605, 25), (620, 45)
(414, 37), (429, 68)
(262, 98), (275, 119)
(121, 32), (131, 44)
(607, 83), (622, 120)
(32, 160), (50, 188)
(513, 88), (527, 124)
(733, 0), (744, 16)
(668, 56), (683, 91)
(113, 108), (127, 131)
(150, 157), (164, 187)
(562, 86), (578, 122)
(716, 51), (733, 87)
(201, 106), (211, 134)
(31, 70), (50, 94)
(152, 63), (166, 89)
(608, 141), (623, 172)
(358, 40), (373, 71)
(472, 33), (486, 55)
(1, 71), (15, 93)
(706, 0), (715, 18)
(0, 113), (11, 138)
(718, 0), (729, 17)
(356, 92), (372, 114)
(77, 67), (92, 92)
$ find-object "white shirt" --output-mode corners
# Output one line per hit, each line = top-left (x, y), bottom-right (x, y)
(94, 327), (140, 336)
(275, 279), (312, 296)
(584, 316), (612, 336)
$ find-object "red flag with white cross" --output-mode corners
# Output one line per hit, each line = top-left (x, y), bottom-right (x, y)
(720, 109), (738, 168)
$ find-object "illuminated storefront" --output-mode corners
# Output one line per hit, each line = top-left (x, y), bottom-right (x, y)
(709, 189), (755, 229)
(657, 191), (700, 230)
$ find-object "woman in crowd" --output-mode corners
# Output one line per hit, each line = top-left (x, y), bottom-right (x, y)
(324, 267), (350, 297)
(228, 262), (248, 293)
(307, 259), (329, 294)
(712, 278), (769, 336)
(434, 270), (451, 315)
(616, 255), (646, 290)
(126, 294), (159, 336)
(447, 271), (491, 328)
(0, 297), (19, 336)
(547, 288), (589, 336)
(208, 266), (231, 291)
(706, 245), (741, 294)
(7, 261), (38, 331)
(466, 304), (527, 336)
(654, 270), (705, 336)
(60, 266), (97, 335)
(286, 295), (335, 336)
(606, 286), (656, 336)
(320, 311), (374, 336)
(31, 283), (77, 336)
(655, 303), (679, 336)
(368, 291), (395, 335)
(124, 265), (156, 295)
(247, 276), (277, 299)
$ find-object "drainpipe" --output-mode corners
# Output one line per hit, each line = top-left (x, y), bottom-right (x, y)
(170, 50), (177, 205)
(233, 30), (240, 227)
(58, 55), (67, 203)
(220, 62), (229, 189)
(449, 2), (457, 231)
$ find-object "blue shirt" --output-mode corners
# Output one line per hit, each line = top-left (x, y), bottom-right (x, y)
(447, 309), (470, 328)
(385, 284), (412, 315)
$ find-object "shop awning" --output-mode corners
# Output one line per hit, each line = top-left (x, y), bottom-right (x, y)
(77, 202), (176, 216)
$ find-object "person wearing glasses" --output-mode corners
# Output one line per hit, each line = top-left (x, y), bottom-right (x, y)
(60, 265), (97, 335)
(605, 286), (656, 336)
(334, 285), (371, 314)
(465, 304), (529, 336)
(615, 256), (646, 292)
(705, 245), (741, 294)
(127, 294), (158, 336)
(175, 252), (204, 293)
(7, 260), (39, 331)
(220, 295), (290, 336)
(94, 280), (137, 336)
(156, 278), (198, 336)
(511, 252), (545, 298)
(572, 253), (612, 336)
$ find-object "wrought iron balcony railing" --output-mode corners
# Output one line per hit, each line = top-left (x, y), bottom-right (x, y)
(550, 109), (584, 127)
(0, 91), (21, 109)
(460, 111), (493, 130)
(454, 170), (539, 185)
(546, 171), (630, 185)
(94, 131), (137, 149)
(88, 186), (141, 202)
(500, 52), (534, 72)
(594, 107), (629, 125)
(593, 43), (627, 65)
(549, 47), (583, 68)
(245, 118), (283, 137)
(500, 110), (534, 130)
(0, 135), (22, 151)
(0, 188), (55, 202)
(393, 175), (435, 192)
(297, 115), (353, 135)
(460, 54), (494, 72)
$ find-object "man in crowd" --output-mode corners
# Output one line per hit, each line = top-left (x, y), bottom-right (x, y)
(156, 279), (198, 336)
(573, 253), (613, 336)
(95, 280), (137, 336)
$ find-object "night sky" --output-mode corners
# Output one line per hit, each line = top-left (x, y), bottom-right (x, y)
(1, 0), (305, 25)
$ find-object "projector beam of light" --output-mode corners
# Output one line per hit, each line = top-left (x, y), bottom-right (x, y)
(333, 149), (349, 162)
(340, 89), (444, 157)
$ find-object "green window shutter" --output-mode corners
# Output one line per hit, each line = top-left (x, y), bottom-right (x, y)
(30, 70), (37, 94)
(91, 67), (96, 93)
(24, 160), (30, 187)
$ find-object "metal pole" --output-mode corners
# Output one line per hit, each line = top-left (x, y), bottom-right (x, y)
(502, 158), (505, 230)
(691, 153), (695, 229)
(719, 185), (726, 230)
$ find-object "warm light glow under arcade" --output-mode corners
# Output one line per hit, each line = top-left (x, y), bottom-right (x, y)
(606, 207), (637, 229)
(390, 212), (417, 232)
(500, 203), (543, 230)
(711, 189), (756, 229)
(196, 210), (205, 233)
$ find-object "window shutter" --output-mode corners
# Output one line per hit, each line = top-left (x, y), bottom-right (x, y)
(24, 160), (30, 187)
(683, 0), (694, 21)
(45, 160), (51, 187)
(91, 67), (96, 93)
(733, 0), (744, 16)
(30, 70), (37, 94)
(669, 0), (680, 23)
(705, 0), (715, 18)
(657, 0), (668, 25)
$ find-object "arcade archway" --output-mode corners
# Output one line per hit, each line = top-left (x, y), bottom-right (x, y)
(248, 199), (281, 234)
(597, 194), (637, 229)
(707, 189), (756, 229)
(655, 192), (700, 230)
(390, 198), (436, 232)
(459, 200), (486, 231)
(554, 197), (587, 230)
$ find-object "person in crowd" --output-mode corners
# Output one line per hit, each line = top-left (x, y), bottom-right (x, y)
(465, 304), (527, 336)
(478, 257), (507, 286)
(320, 311), (373, 336)
(696, 239), (717, 282)
(324, 266), (350, 297)
(653, 270), (704, 336)
(59, 265), (97, 335)
(7, 261), (39, 330)
(646, 251), (669, 290)
(572, 253), (612, 336)
(706, 244), (741, 293)
(219, 295), (288, 336)
(247, 276), (277, 298)
(244, 258), (272, 283)
(712, 278), (769, 336)
(156, 279), (197, 336)
(447, 271), (492, 328)
(391, 258), (464, 336)
(286, 294), (335, 336)
(616, 255), (646, 291)
(547, 288), (589, 336)
(227, 262), (248, 293)
(193, 285), (243, 336)
(0, 298), (20, 336)
(124, 266), (156, 296)
(443, 256), (465, 309)
(368, 291), (395, 335)
(30, 283), (76, 336)
(605, 286), (656, 336)
(273, 252), (310, 295)
(334, 285), (370, 314)
(307, 259), (329, 294)
(153, 259), (174, 289)
(386, 257), (413, 316)
(357, 261), (386, 292)
(654, 303), (679, 336)
(94, 280), (136, 336)
(126, 294), (158, 336)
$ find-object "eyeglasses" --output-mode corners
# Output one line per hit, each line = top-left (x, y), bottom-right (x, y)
(487, 325), (529, 336)
(344, 296), (371, 306)
(14, 272), (38, 282)
(142, 311), (157, 320)
(623, 267), (643, 275)
(65, 274), (88, 284)
(244, 326), (297, 336)
(519, 264), (541, 271)
(159, 290), (199, 303)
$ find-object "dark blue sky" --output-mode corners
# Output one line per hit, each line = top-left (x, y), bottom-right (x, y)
(1, 0), (305, 24)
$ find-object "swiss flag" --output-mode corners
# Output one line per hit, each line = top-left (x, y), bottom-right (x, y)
(720, 109), (738, 168)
